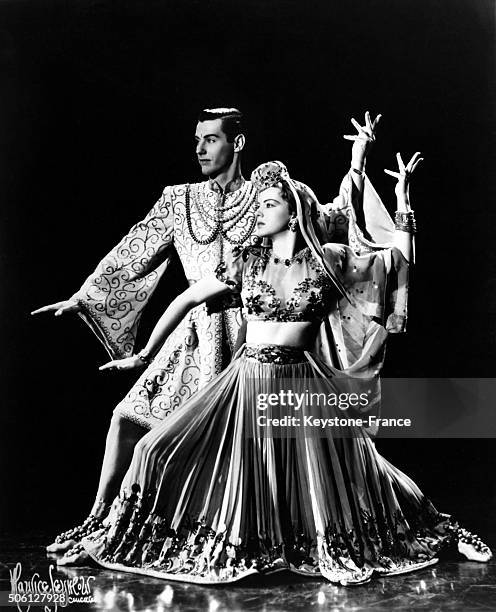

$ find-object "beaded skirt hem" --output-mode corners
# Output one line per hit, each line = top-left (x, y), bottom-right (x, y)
(83, 550), (441, 585)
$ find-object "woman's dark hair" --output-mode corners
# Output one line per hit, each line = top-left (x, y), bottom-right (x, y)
(279, 182), (324, 242)
(279, 182), (297, 214)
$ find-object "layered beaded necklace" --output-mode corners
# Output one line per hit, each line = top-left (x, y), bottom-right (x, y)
(185, 181), (258, 246)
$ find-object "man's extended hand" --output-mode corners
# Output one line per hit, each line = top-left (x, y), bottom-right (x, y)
(343, 111), (382, 171)
(31, 299), (80, 317)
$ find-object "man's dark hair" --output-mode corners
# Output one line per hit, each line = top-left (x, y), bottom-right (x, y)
(197, 107), (244, 143)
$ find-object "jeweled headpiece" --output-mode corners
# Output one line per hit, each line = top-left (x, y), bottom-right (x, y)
(250, 160), (290, 192)
(250, 161), (350, 301)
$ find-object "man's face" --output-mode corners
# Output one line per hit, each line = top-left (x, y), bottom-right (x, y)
(195, 119), (235, 178)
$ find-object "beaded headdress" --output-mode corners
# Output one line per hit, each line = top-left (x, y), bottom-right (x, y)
(251, 161), (350, 301)
(250, 160), (290, 191)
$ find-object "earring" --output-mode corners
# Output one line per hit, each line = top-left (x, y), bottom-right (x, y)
(288, 216), (298, 232)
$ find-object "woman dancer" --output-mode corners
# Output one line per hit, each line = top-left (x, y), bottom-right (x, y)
(78, 157), (491, 585)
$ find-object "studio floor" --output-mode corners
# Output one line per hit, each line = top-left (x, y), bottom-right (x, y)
(1, 533), (496, 612)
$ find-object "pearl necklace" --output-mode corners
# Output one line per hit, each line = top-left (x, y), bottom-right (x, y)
(194, 188), (254, 226)
(185, 182), (258, 246)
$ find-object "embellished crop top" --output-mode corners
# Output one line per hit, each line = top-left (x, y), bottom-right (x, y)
(215, 246), (337, 323)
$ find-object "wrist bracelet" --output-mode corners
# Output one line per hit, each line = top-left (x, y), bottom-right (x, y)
(394, 210), (417, 234)
(351, 167), (365, 176)
(137, 349), (154, 365)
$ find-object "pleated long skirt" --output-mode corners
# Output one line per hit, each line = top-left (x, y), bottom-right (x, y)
(83, 345), (454, 585)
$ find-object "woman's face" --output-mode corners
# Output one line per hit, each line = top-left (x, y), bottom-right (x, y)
(256, 187), (294, 238)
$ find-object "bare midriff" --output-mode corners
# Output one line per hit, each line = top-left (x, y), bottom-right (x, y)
(246, 321), (319, 349)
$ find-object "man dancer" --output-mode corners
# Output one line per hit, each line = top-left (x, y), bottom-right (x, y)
(33, 108), (391, 563)
(33, 108), (259, 555)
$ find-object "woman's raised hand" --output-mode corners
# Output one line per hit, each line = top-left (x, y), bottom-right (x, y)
(99, 355), (145, 372)
(343, 111), (382, 170)
(384, 152), (423, 200)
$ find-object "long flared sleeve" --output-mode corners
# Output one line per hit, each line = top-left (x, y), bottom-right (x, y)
(71, 186), (175, 358)
(319, 171), (396, 253)
(316, 243), (409, 378)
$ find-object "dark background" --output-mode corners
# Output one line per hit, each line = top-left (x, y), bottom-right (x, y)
(1, 0), (495, 536)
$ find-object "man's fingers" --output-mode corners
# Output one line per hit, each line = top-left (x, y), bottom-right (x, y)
(365, 111), (372, 130)
(396, 152), (405, 172)
(31, 303), (61, 315)
(55, 304), (77, 316)
(31, 300), (78, 316)
(31, 307), (47, 315)
(343, 135), (359, 141)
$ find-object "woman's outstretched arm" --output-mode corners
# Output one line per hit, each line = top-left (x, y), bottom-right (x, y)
(99, 276), (230, 372)
(385, 152), (423, 262)
(343, 110), (382, 191)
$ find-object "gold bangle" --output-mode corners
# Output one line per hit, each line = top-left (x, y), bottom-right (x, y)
(394, 210), (417, 233)
(137, 349), (153, 365)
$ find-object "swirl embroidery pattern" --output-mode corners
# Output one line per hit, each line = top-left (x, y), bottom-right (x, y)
(76, 181), (258, 429)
